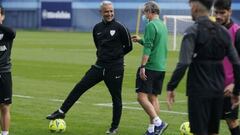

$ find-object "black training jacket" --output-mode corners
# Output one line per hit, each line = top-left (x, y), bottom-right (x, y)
(167, 16), (240, 97)
(0, 24), (16, 73)
(93, 19), (132, 69)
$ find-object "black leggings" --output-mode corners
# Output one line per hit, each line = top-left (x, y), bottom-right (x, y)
(61, 65), (124, 129)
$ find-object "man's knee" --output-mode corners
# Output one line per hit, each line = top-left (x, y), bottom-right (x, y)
(149, 94), (158, 103)
(137, 92), (147, 103)
(0, 104), (10, 113)
(112, 101), (122, 107)
(112, 96), (122, 108)
(137, 95), (142, 103)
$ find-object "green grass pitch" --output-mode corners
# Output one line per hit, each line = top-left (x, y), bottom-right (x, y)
(9, 30), (232, 135)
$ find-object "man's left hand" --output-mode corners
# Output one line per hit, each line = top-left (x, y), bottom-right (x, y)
(231, 95), (240, 109)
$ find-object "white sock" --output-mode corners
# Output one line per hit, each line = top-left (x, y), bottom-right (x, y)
(58, 109), (64, 113)
(2, 131), (9, 135)
(147, 124), (155, 133)
(153, 116), (162, 126)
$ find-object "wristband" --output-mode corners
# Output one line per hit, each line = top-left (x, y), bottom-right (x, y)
(140, 65), (145, 68)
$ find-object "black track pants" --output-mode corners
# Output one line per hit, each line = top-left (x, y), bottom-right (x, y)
(61, 65), (124, 129)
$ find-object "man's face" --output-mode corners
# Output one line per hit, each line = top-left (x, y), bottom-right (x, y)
(214, 8), (231, 25)
(143, 10), (150, 19)
(189, 2), (197, 21)
(101, 4), (114, 22)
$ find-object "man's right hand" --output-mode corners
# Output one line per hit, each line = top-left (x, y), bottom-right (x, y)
(167, 91), (175, 110)
(224, 83), (234, 97)
(131, 35), (141, 43)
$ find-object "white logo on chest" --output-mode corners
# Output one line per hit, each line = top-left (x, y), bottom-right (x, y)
(0, 34), (3, 40)
(0, 45), (7, 51)
(110, 30), (116, 36)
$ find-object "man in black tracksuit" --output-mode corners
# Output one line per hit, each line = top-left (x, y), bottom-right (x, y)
(0, 6), (16, 135)
(214, 0), (240, 134)
(166, 0), (240, 135)
(46, 1), (132, 134)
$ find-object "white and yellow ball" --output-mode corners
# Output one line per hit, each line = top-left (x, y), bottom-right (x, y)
(179, 122), (193, 135)
(49, 119), (66, 133)
(209, 16), (216, 22)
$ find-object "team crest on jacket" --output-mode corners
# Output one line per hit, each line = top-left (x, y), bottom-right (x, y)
(0, 34), (3, 40)
(110, 30), (116, 36)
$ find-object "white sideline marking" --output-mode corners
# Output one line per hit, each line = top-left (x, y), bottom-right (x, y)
(13, 94), (81, 104)
(13, 94), (34, 99)
(123, 102), (138, 105)
(49, 99), (81, 104)
(122, 100), (186, 105)
(49, 75), (74, 78)
(13, 94), (187, 115)
(94, 103), (188, 115)
(159, 100), (186, 103)
(49, 99), (65, 102)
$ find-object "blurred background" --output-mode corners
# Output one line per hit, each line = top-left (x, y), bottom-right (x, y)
(1, 1), (239, 134)
(2, 0), (239, 33)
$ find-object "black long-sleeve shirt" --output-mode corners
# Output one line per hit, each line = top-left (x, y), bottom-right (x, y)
(167, 16), (240, 97)
(0, 24), (16, 73)
(92, 19), (132, 69)
(235, 29), (240, 56)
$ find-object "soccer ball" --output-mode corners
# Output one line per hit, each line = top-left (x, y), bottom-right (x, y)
(49, 119), (66, 133)
(179, 122), (193, 135)
(209, 16), (216, 22)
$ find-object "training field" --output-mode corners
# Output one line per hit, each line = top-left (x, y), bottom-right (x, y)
(11, 30), (231, 135)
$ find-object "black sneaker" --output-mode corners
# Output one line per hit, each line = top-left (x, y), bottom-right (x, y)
(46, 110), (65, 120)
(154, 122), (168, 135)
(106, 127), (118, 134)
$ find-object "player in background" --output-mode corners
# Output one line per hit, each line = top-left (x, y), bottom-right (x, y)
(0, 5), (16, 135)
(167, 0), (240, 135)
(46, 1), (132, 134)
(214, 0), (240, 134)
(132, 1), (168, 135)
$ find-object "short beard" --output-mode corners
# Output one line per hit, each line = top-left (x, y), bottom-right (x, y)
(191, 15), (196, 21)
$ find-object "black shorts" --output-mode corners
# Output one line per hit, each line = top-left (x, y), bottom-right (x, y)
(0, 72), (12, 104)
(221, 96), (239, 120)
(188, 96), (223, 134)
(135, 68), (165, 95)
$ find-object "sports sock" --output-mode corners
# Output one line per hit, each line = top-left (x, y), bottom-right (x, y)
(2, 131), (9, 135)
(147, 124), (155, 133)
(230, 126), (240, 135)
(153, 116), (162, 126)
